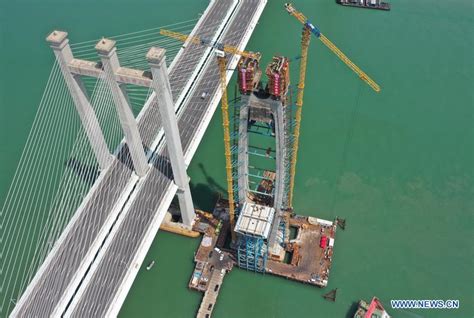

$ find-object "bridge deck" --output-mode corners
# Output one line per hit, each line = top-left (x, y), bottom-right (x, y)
(68, 1), (266, 316)
(11, 0), (238, 316)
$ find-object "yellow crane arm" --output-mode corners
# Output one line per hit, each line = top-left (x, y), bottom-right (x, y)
(160, 29), (259, 60)
(216, 56), (236, 242)
(284, 3), (381, 92)
(319, 34), (380, 92)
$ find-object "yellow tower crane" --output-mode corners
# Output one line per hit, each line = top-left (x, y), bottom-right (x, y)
(160, 29), (259, 242)
(284, 3), (381, 208)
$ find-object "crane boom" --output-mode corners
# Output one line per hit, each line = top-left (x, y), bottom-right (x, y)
(160, 29), (259, 60)
(284, 3), (381, 92)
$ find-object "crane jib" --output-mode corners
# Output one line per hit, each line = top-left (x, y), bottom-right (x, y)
(304, 21), (321, 37)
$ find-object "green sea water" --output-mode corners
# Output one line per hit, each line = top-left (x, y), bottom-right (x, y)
(1, 0), (473, 317)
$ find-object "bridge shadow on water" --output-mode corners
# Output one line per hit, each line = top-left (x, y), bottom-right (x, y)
(151, 153), (174, 179)
(65, 157), (100, 186)
(117, 144), (135, 171)
(190, 182), (220, 212)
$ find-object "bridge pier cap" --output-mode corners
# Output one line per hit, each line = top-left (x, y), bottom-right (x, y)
(95, 38), (117, 57)
(46, 30), (69, 50)
(146, 47), (166, 67)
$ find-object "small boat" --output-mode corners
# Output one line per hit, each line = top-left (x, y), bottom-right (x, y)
(146, 260), (155, 270)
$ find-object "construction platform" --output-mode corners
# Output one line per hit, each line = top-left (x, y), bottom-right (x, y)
(266, 213), (337, 287)
(186, 198), (338, 317)
(188, 208), (234, 317)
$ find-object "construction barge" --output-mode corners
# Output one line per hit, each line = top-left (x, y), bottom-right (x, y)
(185, 196), (339, 317)
(336, 0), (391, 11)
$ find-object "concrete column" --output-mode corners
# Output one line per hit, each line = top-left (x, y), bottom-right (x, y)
(95, 38), (149, 177)
(147, 47), (196, 226)
(46, 31), (112, 170)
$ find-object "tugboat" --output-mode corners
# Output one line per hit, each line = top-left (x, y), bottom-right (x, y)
(336, 0), (391, 11)
(354, 297), (391, 318)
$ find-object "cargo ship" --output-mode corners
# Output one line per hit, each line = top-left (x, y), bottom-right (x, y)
(354, 297), (391, 318)
(336, 0), (390, 11)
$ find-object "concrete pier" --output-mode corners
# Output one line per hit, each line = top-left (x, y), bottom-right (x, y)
(147, 47), (196, 226)
(46, 31), (112, 170)
(96, 38), (149, 177)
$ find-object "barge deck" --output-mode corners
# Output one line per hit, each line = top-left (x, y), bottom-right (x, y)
(266, 214), (337, 287)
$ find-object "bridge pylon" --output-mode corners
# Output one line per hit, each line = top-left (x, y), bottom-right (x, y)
(96, 38), (150, 177)
(147, 47), (196, 226)
(46, 31), (113, 170)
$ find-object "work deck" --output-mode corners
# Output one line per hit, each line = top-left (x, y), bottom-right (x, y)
(266, 214), (337, 287)
(189, 210), (234, 317)
(187, 198), (339, 317)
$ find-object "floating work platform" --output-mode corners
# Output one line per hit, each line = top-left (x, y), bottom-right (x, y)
(336, 0), (391, 11)
(187, 197), (340, 317)
(266, 213), (337, 287)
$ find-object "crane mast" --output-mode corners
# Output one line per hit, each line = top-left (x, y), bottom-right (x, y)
(289, 27), (311, 208)
(216, 53), (237, 243)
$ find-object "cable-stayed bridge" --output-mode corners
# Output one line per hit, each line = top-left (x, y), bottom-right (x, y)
(0, 0), (266, 316)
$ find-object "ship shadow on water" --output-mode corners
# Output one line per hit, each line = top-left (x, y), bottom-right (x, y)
(345, 301), (360, 318)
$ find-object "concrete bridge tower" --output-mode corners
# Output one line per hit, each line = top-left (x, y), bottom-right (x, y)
(46, 31), (113, 170)
(233, 56), (293, 271)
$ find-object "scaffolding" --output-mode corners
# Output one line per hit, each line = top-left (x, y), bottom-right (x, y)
(237, 235), (267, 272)
(231, 85), (242, 218)
(282, 85), (295, 209)
(231, 56), (295, 273)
